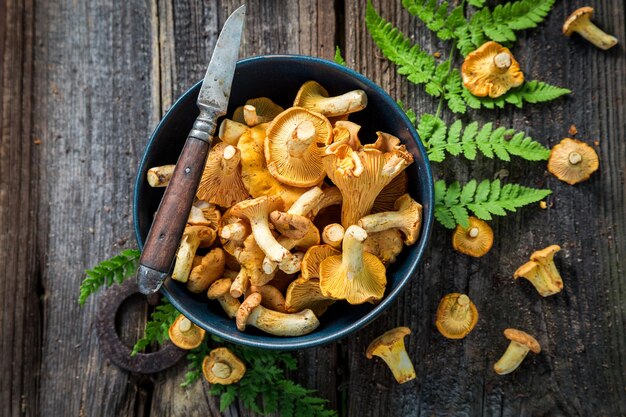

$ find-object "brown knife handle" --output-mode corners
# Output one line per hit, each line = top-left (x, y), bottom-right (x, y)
(140, 132), (213, 274)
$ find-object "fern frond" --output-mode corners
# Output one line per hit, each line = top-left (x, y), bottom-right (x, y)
(131, 299), (181, 356)
(435, 179), (551, 228)
(462, 80), (571, 110)
(418, 113), (550, 162)
(366, 0), (436, 85)
(181, 342), (211, 387)
(78, 249), (140, 305)
(334, 46), (346, 66)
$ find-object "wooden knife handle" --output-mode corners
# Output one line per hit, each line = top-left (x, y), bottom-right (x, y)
(139, 134), (212, 273)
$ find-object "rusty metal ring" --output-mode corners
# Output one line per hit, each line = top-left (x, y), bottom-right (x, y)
(96, 279), (186, 374)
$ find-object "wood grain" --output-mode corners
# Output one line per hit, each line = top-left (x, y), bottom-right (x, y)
(0, 0), (624, 416)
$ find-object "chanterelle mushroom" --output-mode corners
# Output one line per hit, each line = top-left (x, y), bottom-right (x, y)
(365, 327), (416, 384)
(293, 80), (367, 117)
(452, 217), (494, 257)
(265, 107), (333, 187)
(202, 347), (246, 385)
(547, 138), (599, 185)
(233, 97), (284, 127)
(237, 123), (310, 207)
(172, 225), (216, 282)
(147, 164), (175, 187)
(563, 6), (618, 50)
(168, 314), (206, 350)
(493, 328), (541, 375)
(461, 41), (524, 98)
(236, 292), (320, 336)
(324, 136), (413, 227)
(187, 247), (226, 293)
(358, 194), (422, 245)
(301, 244), (341, 281)
(285, 277), (335, 317)
(363, 229), (404, 265)
(435, 293), (479, 339)
(319, 225), (386, 304)
(218, 119), (249, 146)
(514, 244), (563, 297)
(207, 278), (241, 318)
(196, 142), (250, 208)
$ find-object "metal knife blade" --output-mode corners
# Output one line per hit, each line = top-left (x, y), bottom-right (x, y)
(137, 5), (246, 295)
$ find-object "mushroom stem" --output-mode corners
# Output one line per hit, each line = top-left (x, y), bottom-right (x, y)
(250, 214), (292, 263)
(568, 152), (582, 165)
(493, 52), (512, 72)
(243, 105), (260, 126)
(307, 90), (368, 117)
(343, 226), (368, 278)
(322, 223), (345, 249)
(218, 119), (248, 146)
(221, 145), (241, 176)
(450, 294), (471, 321)
(236, 293), (320, 336)
(207, 279), (241, 318)
(365, 327), (415, 384)
(211, 361), (233, 379)
(575, 20), (618, 50)
(493, 341), (531, 375)
(147, 164), (176, 187)
(468, 227), (479, 238)
(288, 120), (317, 158)
(288, 186), (324, 216)
(230, 269), (250, 298)
(221, 221), (248, 241)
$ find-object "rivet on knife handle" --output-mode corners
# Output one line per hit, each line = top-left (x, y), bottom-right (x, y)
(137, 5), (246, 295)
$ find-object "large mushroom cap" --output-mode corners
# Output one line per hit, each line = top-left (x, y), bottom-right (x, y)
(435, 293), (479, 339)
(196, 142), (250, 208)
(202, 347), (246, 385)
(547, 138), (599, 185)
(461, 41), (524, 98)
(563, 6), (594, 35)
(301, 244), (341, 281)
(504, 328), (541, 353)
(237, 123), (311, 206)
(452, 217), (494, 257)
(264, 107), (333, 187)
(168, 314), (206, 350)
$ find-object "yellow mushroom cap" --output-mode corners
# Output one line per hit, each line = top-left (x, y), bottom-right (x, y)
(301, 244), (341, 281)
(202, 347), (246, 385)
(237, 123), (310, 207)
(461, 41), (524, 98)
(547, 138), (599, 185)
(503, 328), (541, 354)
(285, 276), (335, 317)
(435, 293), (479, 339)
(562, 6), (595, 35)
(264, 107), (333, 187)
(196, 142), (250, 208)
(168, 314), (206, 350)
(365, 327), (416, 384)
(365, 327), (412, 359)
(452, 217), (494, 257)
(233, 97), (284, 126)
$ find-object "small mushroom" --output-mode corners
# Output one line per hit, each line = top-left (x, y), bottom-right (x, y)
(461, 41), (524, 98)
(285, 277), (335, 317)
(322, 223), (345, 249)
(270, 211), (314, 240)
(196, 142), (250, 208)
(300, 244), (341, 281)
(188, 247), (226, 293)
(207, 278), (241, 318)
(358, 194), (422, 245)
(247, 284), (287, 313)
(293, 80), (367, 117)
(193, 200), (221, 230)
(172, 226), (216, 282)
(236, 292), (320, 336)
(452, 217), (494, 257)
(547, 138), (599, 185)
(237, 123), (310, 207)
(365, 327), (416, 384)
(563, 7), (618, 50)
(493, 328), (541, 375)
(219, 206), (251, 256)
(202, 348), (246, 385)
(319, 225), (387, 304)
(218, 119), (249, 146)
(514, 245), (563, 297)
(324, 139), (413, 227)
(230, 268), (250, 299)
(147, 164), (175, 187)
(265, 107), (333, 187)
(363, 229), (404, 265)
(236, 234), (276, 287)
(435, 293), (479, 339)
(233, 97), (284, 127)
(168, 314), (206, 350)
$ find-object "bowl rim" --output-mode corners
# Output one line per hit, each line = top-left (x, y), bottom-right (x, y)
(133, 54), (434, 349)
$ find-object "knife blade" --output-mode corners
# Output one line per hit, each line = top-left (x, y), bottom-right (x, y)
(137, 5), (246, 295)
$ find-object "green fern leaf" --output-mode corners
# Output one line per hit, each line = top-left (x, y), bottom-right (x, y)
(366, 1), (436, 86)
(467, 0), (486, 7)
(334, 46), (346, 66)
(78, 249), (140, 305)
(461, 80), (570, 109)
(131, 299), (181, 356)
(435, 179), (551, 228)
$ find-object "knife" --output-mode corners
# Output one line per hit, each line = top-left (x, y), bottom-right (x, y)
(137, 5), (246, 295)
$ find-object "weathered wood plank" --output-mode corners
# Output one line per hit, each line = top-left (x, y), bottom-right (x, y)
(345, 1), (626, 416)
(32, 0), (156, 415)
(0, 1), (40, 416)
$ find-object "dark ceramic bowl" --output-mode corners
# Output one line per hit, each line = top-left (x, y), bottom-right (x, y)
(133, 55), (434, 350)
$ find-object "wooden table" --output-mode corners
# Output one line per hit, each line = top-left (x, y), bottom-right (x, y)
(2, 1), (625, 416)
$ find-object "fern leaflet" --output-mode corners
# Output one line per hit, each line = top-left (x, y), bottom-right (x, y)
(78, 249), (140, 305)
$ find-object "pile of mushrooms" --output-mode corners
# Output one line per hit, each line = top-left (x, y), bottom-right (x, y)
(147, 81), (422, 337)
